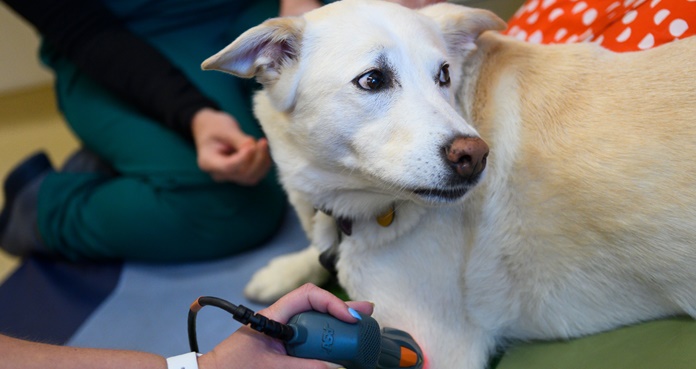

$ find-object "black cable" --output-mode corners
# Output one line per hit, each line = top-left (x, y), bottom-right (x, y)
(188, 296), (296, 352)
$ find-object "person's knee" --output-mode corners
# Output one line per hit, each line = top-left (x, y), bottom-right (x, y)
(174, 180), (288, 257)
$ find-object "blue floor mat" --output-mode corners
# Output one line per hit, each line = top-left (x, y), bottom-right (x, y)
(0, 208), (307, 356)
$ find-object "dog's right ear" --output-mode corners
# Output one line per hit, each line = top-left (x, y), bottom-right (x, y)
(419, 3), (506, 54)
(202, 17), (305, 85)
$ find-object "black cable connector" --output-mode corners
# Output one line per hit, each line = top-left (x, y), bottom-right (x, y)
(188, 296), (295, 352)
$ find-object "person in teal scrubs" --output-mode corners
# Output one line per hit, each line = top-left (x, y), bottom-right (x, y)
(0, 0), (315, 261)
(0, 0), (443, 262)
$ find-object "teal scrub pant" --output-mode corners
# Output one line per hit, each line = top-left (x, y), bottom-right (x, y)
(37, 1), (286, 262)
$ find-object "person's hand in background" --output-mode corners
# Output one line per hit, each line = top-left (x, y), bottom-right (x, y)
(192, 108), (272, 185)
(280, 0), (322, 17)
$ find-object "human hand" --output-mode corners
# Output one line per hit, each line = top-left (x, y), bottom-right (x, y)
(197, 284), (374, 369)
(280, 0), (322, 17)
(192, 108), (272, 185)
(384, 0), (446, 8)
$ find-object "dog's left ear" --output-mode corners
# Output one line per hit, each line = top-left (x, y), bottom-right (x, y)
(419, 3), (507, 53)
(202, 17), (305, 85)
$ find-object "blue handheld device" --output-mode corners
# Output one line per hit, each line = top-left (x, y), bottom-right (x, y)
(285, 311), (424, 369)
(188, 297), (424, 369)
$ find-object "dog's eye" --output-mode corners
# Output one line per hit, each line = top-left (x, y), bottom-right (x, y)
(356, 70), (386, 91)
(438, 63), (450, 87)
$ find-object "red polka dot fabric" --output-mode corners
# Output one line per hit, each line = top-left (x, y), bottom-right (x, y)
(504, 0), (696, 51)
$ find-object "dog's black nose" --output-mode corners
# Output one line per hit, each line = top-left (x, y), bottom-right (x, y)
(445, 136), (489, 180)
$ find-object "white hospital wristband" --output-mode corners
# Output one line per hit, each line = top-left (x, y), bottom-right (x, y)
(166, 352), (201, 369)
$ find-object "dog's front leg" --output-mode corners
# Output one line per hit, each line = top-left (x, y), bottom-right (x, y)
(369, 300), (497, 369)
(244, 205), (334, 304)
(244, 246), (330, 303)
(421, 322), (497, 369)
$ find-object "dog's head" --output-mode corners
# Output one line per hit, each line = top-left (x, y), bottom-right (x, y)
(203, 0), (505, 212)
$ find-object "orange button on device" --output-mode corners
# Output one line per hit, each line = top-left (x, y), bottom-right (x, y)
(400, 346), (419, 367)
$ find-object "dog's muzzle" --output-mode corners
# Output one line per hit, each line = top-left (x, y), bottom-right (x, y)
(412, 136), (488, 203)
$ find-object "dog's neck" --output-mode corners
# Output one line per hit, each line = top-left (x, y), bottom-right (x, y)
(320, 204), (396, 236)
(316, 204), (395, 276)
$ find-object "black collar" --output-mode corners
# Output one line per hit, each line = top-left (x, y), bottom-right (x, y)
(317, 206), (395, 276)
(336, 217), (353, 236)
(318, 215), (349, 276)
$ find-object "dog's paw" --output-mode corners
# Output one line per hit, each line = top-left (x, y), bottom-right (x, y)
(244, 247), (330, 304)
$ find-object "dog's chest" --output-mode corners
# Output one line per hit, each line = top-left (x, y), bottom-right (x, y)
(334, 206), (477, 321)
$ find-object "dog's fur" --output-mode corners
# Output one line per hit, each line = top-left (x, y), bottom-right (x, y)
(203, 1), (696, 367)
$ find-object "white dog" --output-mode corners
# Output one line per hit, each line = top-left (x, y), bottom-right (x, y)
(203, 1), (696, 368)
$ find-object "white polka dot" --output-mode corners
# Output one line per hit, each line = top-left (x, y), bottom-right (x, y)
(513, 5), (525, 19)
(583, 8), (598, 25)
(549, 8), (564, 21)
(623, 0), (635, 7)
(650, 0), (661, 7)
(606, 1), (620, 13)
(638, 33), (655, 49)
(617, 27), (632, 42)
(527, 11), (540, 24)
(542, 0), (556, 9)
(508, 25), (521, 36)
(669, 19), (689, 37)
(529, 30), (544, 43)
(593, 34), (605, 44)
(654, 9), (670, 25)
(566, 34), (579, 43)
(527, 0), (540, 12)
(515, 30), (528, 41)
(622, 10), (638, 24)
(572, 1), (588, 14)
(580, 28), (594, 40)
(554, 28), (568, 41)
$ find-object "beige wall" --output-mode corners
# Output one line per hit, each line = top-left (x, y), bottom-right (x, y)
(0, 3), (53, 95)
(454, 0), (525, 21)
(0, 0), (523, 96)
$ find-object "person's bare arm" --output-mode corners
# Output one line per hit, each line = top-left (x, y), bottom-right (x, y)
(0, 284), (372, 369)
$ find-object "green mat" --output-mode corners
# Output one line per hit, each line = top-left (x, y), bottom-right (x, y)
(496, 317), (696, 369)
(324, 283), (696, 368)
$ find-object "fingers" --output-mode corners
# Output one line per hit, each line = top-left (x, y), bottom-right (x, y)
(204, 284), (373, 369)
(203, 138), (272, 185)
(278, 356), (345, 369)
(346, 300), (375, 317)
(259, 284), (373, 324)
(236, 138), (272, 185)
(234, 139), (271, 185)
(254, 139), (273, 179)
(279, 0), (322, 17)
(192, 109), (273, 185)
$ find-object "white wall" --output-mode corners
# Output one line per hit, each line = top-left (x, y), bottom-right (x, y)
(0, 3), (53, 95)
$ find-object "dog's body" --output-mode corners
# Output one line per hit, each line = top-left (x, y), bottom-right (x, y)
(203, 1), (696, 367)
